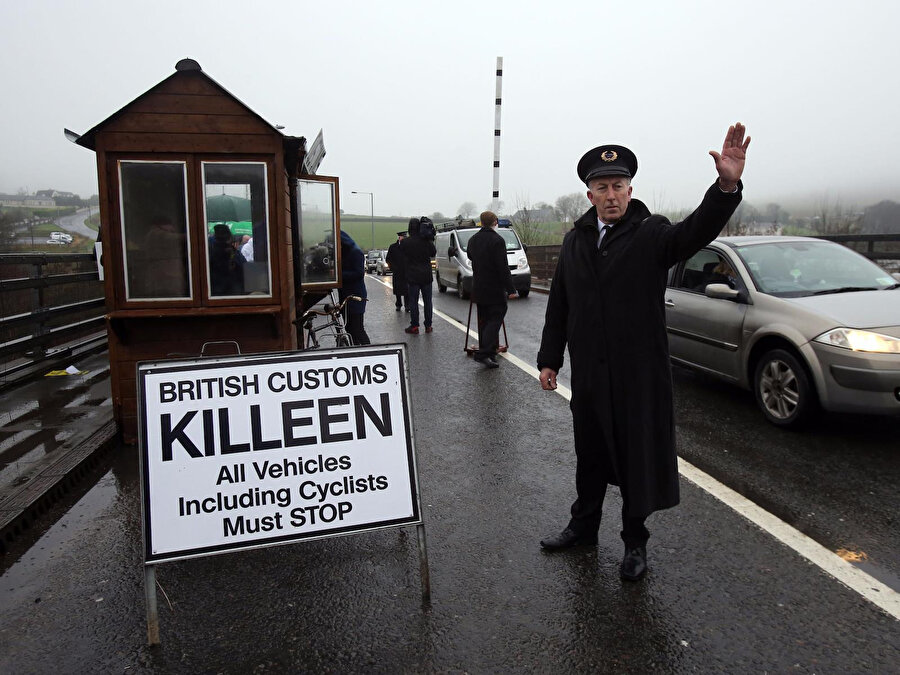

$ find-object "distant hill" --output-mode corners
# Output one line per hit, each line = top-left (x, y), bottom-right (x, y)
(860, 201), (900, 234)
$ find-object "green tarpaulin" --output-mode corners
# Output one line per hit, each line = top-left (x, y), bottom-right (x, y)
(207, 220), (252, 236)
(206, 194), (252, 222)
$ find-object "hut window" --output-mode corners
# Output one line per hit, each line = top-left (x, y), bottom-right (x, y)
(296, 179), (339, 287)
(202, 162), (271, 298)
(119, 161), (192, 301)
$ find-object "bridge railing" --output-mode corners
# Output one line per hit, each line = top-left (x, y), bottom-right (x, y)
(0, 253), (106, 384)
(528, 234), (900, 284)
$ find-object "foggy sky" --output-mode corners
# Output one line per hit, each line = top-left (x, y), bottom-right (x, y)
(2, 0), (899, 218)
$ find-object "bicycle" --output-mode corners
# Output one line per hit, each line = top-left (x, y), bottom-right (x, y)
(297, 290), (366, 349)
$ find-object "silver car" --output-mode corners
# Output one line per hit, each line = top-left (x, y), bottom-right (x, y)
(665, 236), (900, 427)
(375, 251), (391, 275)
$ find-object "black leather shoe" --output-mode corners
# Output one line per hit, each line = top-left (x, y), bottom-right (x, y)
(540, 527), (598, 551)
(620, 546), (648, 581)
(474, 354), (499, 369)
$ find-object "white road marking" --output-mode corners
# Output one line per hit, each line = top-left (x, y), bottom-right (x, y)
(369, 275), (900, 619)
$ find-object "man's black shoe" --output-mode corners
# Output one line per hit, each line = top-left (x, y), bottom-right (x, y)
(540, 527), (598, 551)
(474, 354), (499, 369)
(620, 546), (648, 581)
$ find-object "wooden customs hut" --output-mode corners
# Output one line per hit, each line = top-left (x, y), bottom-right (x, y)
(70, 59), (342, 442)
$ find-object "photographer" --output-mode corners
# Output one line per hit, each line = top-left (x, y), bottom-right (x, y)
(399, 217), (437, 334)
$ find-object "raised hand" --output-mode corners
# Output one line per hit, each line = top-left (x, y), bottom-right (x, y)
(709, 123), (750, 190)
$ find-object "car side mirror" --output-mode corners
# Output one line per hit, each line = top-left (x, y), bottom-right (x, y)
(523, 244), (528, 254)
(448, 247), (456, 258)
(705, 283), (741, 301)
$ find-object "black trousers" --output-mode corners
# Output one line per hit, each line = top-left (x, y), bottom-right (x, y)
(345, 312), (370, 345)
(393, 289), (405, 308)
(475, 302), (507, 358)
(569, 407), (649, 548)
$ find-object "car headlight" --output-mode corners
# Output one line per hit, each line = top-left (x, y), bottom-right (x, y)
(813, 328), (900, 354)
(517, 256), (528, 269)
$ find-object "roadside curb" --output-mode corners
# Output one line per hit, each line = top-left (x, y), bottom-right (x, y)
(0, 415), (119, 554)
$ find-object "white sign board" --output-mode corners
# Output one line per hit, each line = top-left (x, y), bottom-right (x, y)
(301, 129), (326, 175)
(137, 345), (421, 563)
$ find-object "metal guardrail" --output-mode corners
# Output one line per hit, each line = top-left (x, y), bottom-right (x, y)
(0, 252), (107, 383)
(815, 234), (900, 261)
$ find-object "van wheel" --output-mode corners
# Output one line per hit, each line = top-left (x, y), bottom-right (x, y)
(457, 276), (469, 300)
(518, 288), (530, 298)
(753, 348), (815, 428)
(437, 271), (447, 292)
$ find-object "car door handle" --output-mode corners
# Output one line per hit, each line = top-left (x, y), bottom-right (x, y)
(665, 298), (675, 308)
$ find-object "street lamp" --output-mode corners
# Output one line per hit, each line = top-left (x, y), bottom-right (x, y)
(351, 190), (375, 250)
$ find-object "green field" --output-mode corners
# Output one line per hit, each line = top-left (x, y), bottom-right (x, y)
(340, 214), (413, 251)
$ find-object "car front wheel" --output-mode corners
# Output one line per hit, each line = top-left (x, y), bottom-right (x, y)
(436, 270), (447, 292)
(753, 348), (815, 428)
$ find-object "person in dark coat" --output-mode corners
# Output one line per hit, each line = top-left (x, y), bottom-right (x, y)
(467, 210), (517, 368)
(209, 224), (245, 296)
(338, 230), (370, 345)
(385, 231), (408, 311)
(537, 123), (751, 581)
(399, 217), (437, 334)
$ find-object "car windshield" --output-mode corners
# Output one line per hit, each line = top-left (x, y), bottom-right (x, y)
(734, 240), (896, 298)
(456, 228), (522, 252)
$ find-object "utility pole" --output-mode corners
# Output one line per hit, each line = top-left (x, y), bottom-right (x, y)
(491, 57), (503, 214)
(351, 191), (375, 249)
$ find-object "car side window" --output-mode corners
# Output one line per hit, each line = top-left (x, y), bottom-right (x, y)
(677, 250), (736, 293)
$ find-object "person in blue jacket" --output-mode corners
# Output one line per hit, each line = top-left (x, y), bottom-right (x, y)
(338, 230), (370, 345)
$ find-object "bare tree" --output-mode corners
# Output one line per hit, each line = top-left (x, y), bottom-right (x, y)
(512, 192), (559, 245)
(722, 201), (758, 236)
(484, 200), (506, 215)
(814, 193), (859, 235)
(457, 201), (476, 218)
(555, 192), (586, 223)
(510, 192), (539, 245)
(763, 203), (790, 234)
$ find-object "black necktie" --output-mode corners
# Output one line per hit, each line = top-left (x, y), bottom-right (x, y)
(598, 225), (610, 248)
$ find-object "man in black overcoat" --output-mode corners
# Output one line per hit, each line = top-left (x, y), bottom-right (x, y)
(467, 210), (518, 368)
(386, 231), (408, 311)
(537, 123), (751, 581)
(399, 217), (437, 334)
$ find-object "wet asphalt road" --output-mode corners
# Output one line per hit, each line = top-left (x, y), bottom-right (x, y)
(0, 275), (897, 673)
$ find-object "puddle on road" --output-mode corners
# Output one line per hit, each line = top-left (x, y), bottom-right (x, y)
(0, 468), (119, 605)
(0, 401), (40, 427)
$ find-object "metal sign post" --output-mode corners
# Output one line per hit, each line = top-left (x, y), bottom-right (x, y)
(463, 299), (508, 356)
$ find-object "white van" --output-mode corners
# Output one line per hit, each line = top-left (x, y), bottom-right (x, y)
(435, 221), (531, 299)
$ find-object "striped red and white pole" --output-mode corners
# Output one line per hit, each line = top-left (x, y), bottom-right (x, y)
(492, 56), (503, 214)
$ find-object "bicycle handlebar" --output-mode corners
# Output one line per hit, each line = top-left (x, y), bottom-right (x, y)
(299, 295), (367, 321)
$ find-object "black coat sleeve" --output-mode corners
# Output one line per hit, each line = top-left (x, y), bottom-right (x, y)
(536, 234), (571, 372)
(654, 181), (742, 268)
